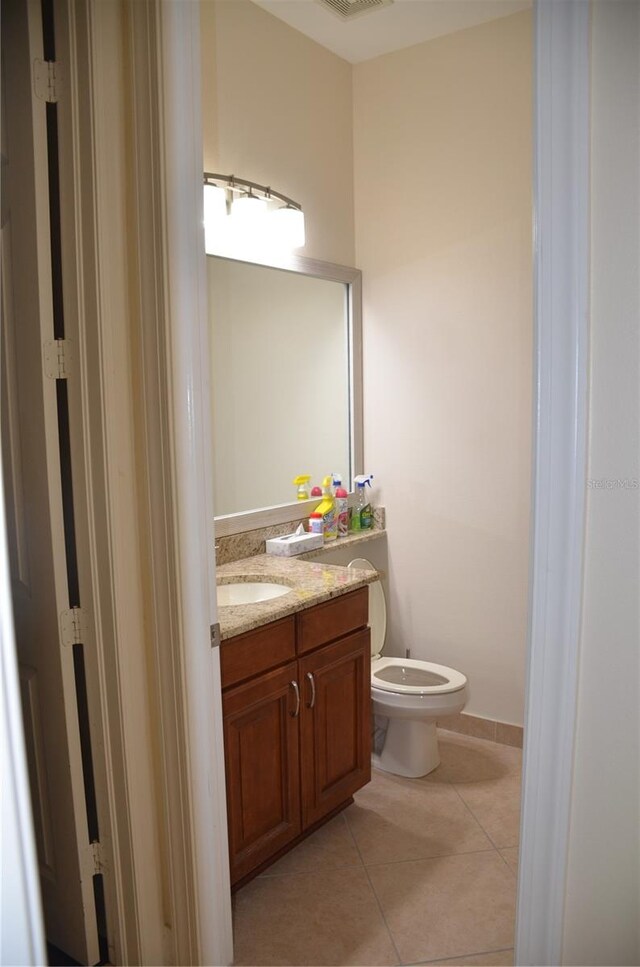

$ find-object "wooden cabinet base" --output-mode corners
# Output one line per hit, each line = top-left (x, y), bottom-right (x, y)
(222, 588), (372, 887)
(230, 797), (355, 892)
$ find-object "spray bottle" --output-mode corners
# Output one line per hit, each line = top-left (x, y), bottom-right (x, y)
(293, 475), (311, 501)
(352, 474), (374, 531)
(313, 475), (337, 541)
(332, 473), (349, 538)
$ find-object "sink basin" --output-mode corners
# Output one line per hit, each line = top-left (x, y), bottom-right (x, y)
(217, 582), (292, 607)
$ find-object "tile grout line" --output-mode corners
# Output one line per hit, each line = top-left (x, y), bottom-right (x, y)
(448, 780), (520, 877)
(342, 807), (404, 966)
(442, 773), (520, 785)
(360, 845), (503, 871)
(495, 848), (519, 879)
(406, 944), (515, 966)
(441, 768), (520, 927)
(257, 859), (367, 879)
(448, 780), (506, 853)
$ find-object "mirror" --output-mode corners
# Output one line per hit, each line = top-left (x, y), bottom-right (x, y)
(207, 254), (362, 531)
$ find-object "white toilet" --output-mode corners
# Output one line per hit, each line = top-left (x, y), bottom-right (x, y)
(348, 558), (468, 779)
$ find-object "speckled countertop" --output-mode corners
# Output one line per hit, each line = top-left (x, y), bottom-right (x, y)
(297, 526), (386, 561)
(216, 554), (379, 640)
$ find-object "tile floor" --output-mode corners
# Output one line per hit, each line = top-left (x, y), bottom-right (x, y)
(232, 729), (522, 966)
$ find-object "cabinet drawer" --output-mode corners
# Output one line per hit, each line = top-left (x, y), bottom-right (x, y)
(296, 587), (369, 656)
(220, 616), (296, 689)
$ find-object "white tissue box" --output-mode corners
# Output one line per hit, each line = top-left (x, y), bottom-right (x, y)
(265, 531), (324, 556)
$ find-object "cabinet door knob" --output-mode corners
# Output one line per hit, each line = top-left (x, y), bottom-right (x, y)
(305, 672), (316, 709)
(289, 680), (300, 718)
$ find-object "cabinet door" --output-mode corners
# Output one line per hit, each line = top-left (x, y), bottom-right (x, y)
(299, 630), (371, 828)
(223, 662), (302, 884)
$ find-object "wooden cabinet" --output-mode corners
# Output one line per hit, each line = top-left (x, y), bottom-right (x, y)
(221, 587), (371, 886)
(299, 631), (371, 828)
(223, 662), (301, 884)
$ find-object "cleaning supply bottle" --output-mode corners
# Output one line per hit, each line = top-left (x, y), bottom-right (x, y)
(293, 474), (311, 501)
(352, 474), (374, 531)
(310, 483), (323, 498)
(314, 475), (337, 541)
(332, 473), (349, 538)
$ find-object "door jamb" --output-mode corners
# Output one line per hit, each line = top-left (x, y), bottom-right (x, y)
(515, 2), (590, 964)
(123, 1), (234, 963)
(54, 0), (168, 962)
(152, 4), (233, 960)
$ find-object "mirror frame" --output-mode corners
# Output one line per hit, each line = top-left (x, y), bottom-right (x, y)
(211, 253), (363, 537)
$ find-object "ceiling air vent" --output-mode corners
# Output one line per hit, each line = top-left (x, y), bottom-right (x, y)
(315, 0), (394, 22)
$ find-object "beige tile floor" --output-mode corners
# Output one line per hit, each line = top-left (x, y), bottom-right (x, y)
(232, 729), (521, 967)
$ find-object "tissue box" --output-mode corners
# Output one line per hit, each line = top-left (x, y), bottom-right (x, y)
(265, 531), (324, 556)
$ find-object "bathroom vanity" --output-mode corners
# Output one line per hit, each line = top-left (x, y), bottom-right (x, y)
(217, 558), (376, 887)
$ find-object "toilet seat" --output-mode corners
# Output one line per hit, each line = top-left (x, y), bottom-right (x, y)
(372, 656), (467, 695)
(348, 557), (467, 697)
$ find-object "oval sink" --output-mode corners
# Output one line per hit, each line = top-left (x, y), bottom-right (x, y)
(217, 582), (292, 607)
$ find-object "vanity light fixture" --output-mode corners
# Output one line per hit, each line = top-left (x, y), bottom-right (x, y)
(203, 172), (305, 258)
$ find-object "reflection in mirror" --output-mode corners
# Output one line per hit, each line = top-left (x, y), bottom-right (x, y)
(208, 256), (361, 520)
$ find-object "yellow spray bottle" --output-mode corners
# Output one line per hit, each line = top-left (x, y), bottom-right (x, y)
(314, 475), (338, 541)
(293, 475), (311, 500)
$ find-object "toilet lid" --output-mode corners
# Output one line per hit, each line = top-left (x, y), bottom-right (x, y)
(372, 657), (467, 695)
(347, 558), (386, 658)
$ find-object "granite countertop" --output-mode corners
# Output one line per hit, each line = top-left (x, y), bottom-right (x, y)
(297, 526), (386, 560)
(216, 554), (379, 640)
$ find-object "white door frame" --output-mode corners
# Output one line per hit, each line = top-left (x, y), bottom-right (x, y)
(111, 1), (233, 963)
(147, 2), (234, 962)
(516, 2), (590, 964)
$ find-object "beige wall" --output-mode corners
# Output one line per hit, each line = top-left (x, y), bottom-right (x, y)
(200, 0), (355, 265)
(353, 12), (533, 725)
(562, 2), (640, 963)
(201, 2), (533, 725)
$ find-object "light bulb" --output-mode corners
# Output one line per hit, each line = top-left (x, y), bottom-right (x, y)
(228, 192), (268, 256)
(230, 193), (267, 228)
(270, 206), (305, 251)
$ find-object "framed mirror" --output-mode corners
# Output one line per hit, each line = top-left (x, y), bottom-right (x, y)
(207, 254), (363, 535)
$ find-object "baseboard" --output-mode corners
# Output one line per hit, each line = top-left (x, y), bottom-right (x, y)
(437, 712), (523, 748)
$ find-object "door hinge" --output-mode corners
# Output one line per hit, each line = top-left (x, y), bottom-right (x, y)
(60, 607), (87, 647)
(210, 622), (221, 649)
(43, 339), (71, 379)
(90, 840), (105, 874)
(33, 59), (61, 103)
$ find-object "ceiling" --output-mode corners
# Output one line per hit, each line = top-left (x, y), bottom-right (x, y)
(251, 0), (531, 64)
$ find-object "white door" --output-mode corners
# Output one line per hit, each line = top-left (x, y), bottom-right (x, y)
(1, 1), (100, 962)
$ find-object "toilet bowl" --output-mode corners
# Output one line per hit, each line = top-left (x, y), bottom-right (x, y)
(348, 558), (468, 778)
